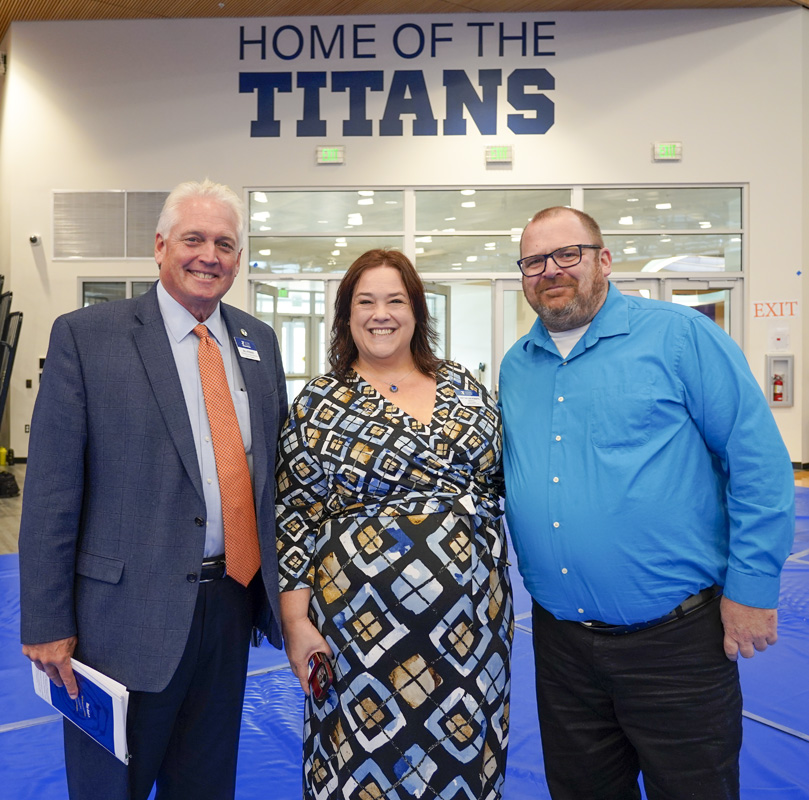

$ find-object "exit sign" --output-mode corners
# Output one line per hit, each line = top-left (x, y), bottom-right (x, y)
(317, 146), (345, 165)
(653, 142), (682, 161)
(485, 145), (513, 164)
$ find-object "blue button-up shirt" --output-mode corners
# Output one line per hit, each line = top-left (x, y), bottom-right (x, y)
(500, 284), (794, 625)
(156, 281), (252, 558)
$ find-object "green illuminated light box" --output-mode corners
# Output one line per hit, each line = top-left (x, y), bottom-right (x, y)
(485, 145), (513, 164)
(317, 146), (345, 165)
(652, 142), (682, 161)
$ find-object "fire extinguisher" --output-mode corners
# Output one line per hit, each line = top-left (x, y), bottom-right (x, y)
(773, 374), (784, 402)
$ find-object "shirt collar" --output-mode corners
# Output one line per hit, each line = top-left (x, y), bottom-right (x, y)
(156, 280), (226, 345)
(522, 282), (629, 354)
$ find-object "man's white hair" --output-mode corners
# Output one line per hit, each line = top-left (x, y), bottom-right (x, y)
(156, 179), (245, 251)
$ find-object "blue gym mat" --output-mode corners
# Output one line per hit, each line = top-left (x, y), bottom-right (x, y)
(1, 490), (807, 799)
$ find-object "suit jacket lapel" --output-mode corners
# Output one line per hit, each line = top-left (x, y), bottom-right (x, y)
(132, 286), (205, 501)
(221, 307), (268, 510)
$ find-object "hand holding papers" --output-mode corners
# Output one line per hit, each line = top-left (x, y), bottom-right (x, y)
(32, 658), (130, 764)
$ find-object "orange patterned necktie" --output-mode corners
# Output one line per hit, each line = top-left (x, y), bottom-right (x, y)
(193, 324), (260, 587)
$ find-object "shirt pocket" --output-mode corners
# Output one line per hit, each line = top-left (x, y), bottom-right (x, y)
(589, 386), (653, 448)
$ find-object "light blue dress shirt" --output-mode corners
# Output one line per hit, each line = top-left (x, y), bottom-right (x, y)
(500, 284), (795, 625)
(156, 281), (252, 558)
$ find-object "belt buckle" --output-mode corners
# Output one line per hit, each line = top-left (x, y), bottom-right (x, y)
(200, 558), (226, 583)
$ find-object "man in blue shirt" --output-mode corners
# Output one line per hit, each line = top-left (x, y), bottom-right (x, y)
(500, 206), (794, 800)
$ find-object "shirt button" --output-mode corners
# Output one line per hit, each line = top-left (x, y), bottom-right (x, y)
(557, 396), (564, 402)
(553, 522), (560, 528)
(553, 477), (559, 483)
(207, 477), (213, 484)
(561, 568), (568, 574)
(578, 608), (584, 614)
(555, 435), (562, 441)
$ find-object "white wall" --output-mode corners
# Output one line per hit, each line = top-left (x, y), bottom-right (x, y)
(0, 8), (805, 459)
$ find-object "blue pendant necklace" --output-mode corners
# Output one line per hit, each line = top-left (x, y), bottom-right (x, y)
(358, 364), (417, 393)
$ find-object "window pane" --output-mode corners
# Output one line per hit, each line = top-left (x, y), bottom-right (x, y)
(415, 235), (519, 274)
(672, 288), (730, 335)
(280, 319), (308, 374)
(584, 188), (742, 230)
(249, 191), (403, 233)
(132, 281), (153, 297)
(249, 237), (404, 275)
(277, 289), (311, 315)
(82, 282), (126, 306)
(416, 189), (570, 231)
(255, 284), (276, 324)
(605, 234), (741, 273)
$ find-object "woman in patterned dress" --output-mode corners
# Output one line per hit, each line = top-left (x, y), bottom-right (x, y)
(276, 249), (513, 800)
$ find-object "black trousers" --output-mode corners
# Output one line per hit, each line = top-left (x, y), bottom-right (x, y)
(532, 597), (742, 800)
(64, 576), (255, 800)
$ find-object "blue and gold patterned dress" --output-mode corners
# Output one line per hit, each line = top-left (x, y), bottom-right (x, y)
(276, 361), (513, 800)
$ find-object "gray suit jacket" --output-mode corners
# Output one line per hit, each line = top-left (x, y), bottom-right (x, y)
(19, 284), (287, 692)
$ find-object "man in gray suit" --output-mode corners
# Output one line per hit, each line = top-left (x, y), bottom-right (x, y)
(19, 179), (287, 799)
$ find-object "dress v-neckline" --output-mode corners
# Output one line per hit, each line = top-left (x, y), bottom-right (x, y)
(353, 368), (440, 430)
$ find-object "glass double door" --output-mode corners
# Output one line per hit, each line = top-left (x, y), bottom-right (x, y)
(254, 281), (326, 401)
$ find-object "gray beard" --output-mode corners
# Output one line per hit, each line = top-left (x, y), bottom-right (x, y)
(530, 281), (608, 332)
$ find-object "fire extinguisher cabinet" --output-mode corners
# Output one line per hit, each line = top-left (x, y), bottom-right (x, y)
(766, 354), (793, 408)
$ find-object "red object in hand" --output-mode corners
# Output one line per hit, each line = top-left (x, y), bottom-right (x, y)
(308, 653), (334, 702)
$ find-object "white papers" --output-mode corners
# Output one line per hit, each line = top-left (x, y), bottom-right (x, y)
(32, 658), (129, 764)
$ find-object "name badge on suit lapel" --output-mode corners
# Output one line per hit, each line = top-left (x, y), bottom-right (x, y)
(234, 337), (260, 361)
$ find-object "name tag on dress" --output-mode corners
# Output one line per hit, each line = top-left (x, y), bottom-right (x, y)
(234, 337), (260, 361)
(455, 389), (484, 407)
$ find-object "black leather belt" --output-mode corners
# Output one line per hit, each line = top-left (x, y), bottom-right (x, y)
(200, 557), (226, 583)
(580, 585), (722, 635)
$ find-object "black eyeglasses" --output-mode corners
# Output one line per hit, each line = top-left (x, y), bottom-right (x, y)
(517, 244), (602, 277)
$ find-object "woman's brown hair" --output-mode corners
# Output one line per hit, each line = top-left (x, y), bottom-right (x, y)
(328, 249), (441, 379)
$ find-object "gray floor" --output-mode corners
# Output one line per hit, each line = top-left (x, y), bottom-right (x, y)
(0, 463), (24, 555)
